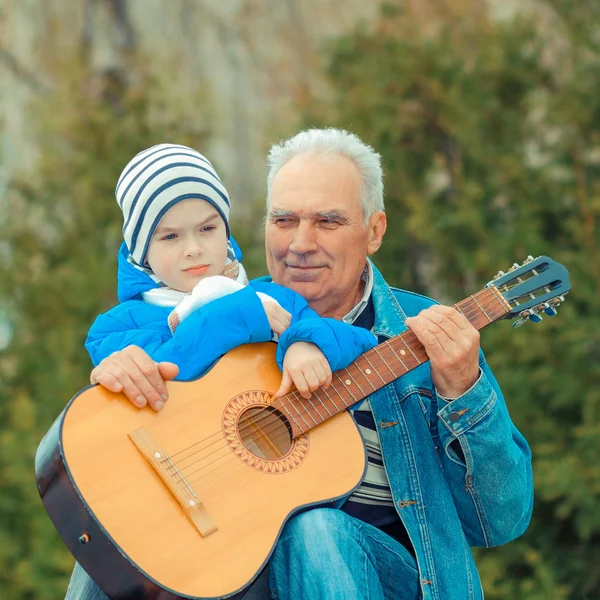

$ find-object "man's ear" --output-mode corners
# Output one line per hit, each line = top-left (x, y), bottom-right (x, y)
(367, 211), (387, 255)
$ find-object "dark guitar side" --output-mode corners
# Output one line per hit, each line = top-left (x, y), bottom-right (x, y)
(35, 389), (196, 600)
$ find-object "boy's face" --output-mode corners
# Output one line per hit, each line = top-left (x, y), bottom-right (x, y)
(145, 199), (228, 292)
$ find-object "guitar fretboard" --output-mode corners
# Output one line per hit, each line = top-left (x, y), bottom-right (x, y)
(271, 285), (510, 439)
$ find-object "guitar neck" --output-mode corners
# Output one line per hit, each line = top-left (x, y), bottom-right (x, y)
(272, 285), (510, 439)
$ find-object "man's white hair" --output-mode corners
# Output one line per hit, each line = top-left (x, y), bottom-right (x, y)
(266, 128), (385, 222)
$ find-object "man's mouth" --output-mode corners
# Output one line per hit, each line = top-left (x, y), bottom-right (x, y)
(285, 264), (326, 269)
(284, 264), (326, 281)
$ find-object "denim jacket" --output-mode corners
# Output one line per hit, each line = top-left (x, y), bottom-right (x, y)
(358, 261), (534, 600)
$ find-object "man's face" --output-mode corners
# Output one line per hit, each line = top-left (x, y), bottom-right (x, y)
(145, 199), (228, 292)
(265, 153), (386, 319)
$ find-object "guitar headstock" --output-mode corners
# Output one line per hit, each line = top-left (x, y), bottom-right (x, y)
(487, 256), (571, 327)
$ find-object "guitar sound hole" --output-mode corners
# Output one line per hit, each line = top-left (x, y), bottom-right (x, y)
(237, 406), (293, 460)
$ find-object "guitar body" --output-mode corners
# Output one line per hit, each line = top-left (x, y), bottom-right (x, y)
(36, 342), (367, 600)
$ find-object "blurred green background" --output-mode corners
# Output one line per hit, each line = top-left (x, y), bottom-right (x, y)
(0, 1), (598, 598)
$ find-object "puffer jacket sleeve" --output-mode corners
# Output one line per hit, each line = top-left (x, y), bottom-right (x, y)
(250, 281), (377, 372)
(250, 282), (378, 372)
(434, 350), (534, 547)
(85, 286), (273, 380)
(275, 318), (377, 373)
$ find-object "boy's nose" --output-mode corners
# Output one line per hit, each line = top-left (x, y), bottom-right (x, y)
(184, 237), (204, 257)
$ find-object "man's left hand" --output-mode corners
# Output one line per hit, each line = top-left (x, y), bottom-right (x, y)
(405, 305), (480, 399)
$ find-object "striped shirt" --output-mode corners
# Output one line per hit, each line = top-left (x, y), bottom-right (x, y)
(341, 266), (412, 548)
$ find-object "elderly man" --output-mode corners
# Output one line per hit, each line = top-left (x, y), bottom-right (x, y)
(66, 128), (533, 600)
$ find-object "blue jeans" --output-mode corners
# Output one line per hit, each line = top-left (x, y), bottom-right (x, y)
(270, 509), (420, 600)
(65, 509), (420, 600)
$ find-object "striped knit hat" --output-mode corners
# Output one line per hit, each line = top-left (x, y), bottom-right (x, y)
(116, 143), (230, 266)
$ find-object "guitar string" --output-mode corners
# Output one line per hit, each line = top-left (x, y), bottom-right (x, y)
(158, 289), (507, 471)
(160, 295), (509, 487)
(159, 292), (505, 477)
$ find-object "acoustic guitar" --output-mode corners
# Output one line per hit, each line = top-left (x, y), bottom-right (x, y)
(35, 256), (570, 599)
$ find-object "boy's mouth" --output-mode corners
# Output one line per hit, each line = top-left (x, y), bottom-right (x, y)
(184, 265), (210, 276)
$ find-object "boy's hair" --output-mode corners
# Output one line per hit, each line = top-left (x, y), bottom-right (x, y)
(116, 143), (230, 266)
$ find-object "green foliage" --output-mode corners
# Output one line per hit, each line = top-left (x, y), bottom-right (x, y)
(305, 2), (600, 597)
(0, 58), (214, 599)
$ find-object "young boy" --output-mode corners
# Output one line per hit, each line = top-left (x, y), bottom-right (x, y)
(86, 143), (377, 408)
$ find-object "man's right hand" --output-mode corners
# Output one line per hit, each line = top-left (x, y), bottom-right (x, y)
(89, 346), (179, 411)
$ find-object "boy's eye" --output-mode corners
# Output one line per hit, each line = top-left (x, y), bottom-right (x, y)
(161, 233), (178, 241)
(200, 225), (216, 232)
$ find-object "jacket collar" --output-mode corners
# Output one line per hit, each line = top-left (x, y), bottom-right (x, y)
(369, 259), (408, 339)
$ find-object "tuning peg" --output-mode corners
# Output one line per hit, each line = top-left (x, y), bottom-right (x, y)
(512, 309), (531, 327)
(529, 312), (543, 323)
(544, 306), (558, 317)
(492, 270), (506, 281)
(523, 255), (535, 264)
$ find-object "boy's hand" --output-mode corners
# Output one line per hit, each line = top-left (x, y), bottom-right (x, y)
(262, 301), (292, 335)
(273, 342), (332, 399)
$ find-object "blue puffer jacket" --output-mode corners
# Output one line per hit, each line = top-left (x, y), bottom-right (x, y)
(85, 243), (377, 380)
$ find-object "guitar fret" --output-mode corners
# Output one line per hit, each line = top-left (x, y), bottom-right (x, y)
(360, 355), (381, 389)
(346, 363), (372, 393)
(328, 379), (348, 407)
(402, 336), (422, 364)
(489, 285), (511, 314)
(280, 397), (306, 433)
(292, 390), (318, 429)
(373, 345), (397, 378)
(309, 391), (328, 421)
(289, 392), (314, 428)
(330, 376), (354, 406)
(386, 343), (409, 373)
(317, 387), (335, 416)
(343, 367), (367, 396)
(471, 294), (492, 322)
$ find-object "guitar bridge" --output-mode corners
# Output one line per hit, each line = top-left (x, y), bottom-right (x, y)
(128, 427), (218, 537)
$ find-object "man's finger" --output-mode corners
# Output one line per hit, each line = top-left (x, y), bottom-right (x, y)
(405, 315), (451, 358)
(104, 351), (163, 410)
(127, 357), (168, 411)
(90, 367), (123, 392)
(101, 365), (148, 408)
(158, 362), (179, 383)
(429, 304), (475, 331)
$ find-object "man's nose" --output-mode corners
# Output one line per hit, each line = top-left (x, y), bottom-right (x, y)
(289, 222), (318, 255)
